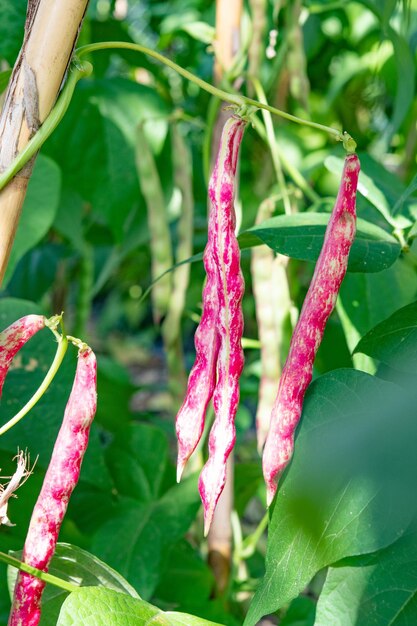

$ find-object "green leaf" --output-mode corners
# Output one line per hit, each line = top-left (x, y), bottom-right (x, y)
(0, 298), (110, 490)
(314, 525), (417, 626)
(105, 423), (169, 502)
(2, 156), (62, 287)
(239, 213), (400, 273)
(154, 540), (214, 608)
(280, 597), (316, 626)
(244, 369), (417, 625)
(57, 587), (225, 626)
(338, 257), (417, 361)
(91, 472), (200, 598)
(43, 79), (169, 242)
(354, 300), (417, 372)
(57, 587), (168, 625)
(8, 543), (139, 626)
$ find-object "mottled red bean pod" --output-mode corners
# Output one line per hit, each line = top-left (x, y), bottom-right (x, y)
(8, 346), (97, 626)
(0, 316), (45, 397)
(198, 116), (246, 535)
(175, 242), (221, 481)
(263, 153), (360, 505)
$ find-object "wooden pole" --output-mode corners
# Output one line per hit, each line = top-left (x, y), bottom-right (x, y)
(0, 0), (89, 285)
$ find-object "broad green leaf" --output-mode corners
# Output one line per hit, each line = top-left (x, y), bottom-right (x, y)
(314, 525), (417, 626)
(0, 298), (110, 489)
(244, 369), (417, 625)
(57, 587), (224, 626)
(2, 156), (62, 287)
(8, 543), (139, 626)
(105, 423), (169, 502)
(338, 257), (417, 360)
(239, 213), (400, 273)
(57, 587), (168, 625)
(43, 79), (163, 242)
(280, 597), (316, 626)
(95, 357), (138, 433)
(92, 474), (200, 599)
(154, 540), (214, 607)
(354, 300), (417, 372)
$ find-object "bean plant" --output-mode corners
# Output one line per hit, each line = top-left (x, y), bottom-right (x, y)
(0, 1), (417, 625)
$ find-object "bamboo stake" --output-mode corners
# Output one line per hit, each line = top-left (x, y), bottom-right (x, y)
(0, 0), (89, 285)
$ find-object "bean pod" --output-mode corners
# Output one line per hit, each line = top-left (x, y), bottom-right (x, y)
(263, 153), (360, 505)
(199, 116), (246, 535)
(0, 316), (45, 397)
(8, 346), (97, 626)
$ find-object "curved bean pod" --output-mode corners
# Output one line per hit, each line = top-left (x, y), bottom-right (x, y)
(0, 315), (45, 397)
(8, 346), (97, 626)
(263, 153), (360, 505)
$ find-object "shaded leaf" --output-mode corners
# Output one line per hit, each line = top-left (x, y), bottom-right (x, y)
(315, 524), (417, 626)
(245, 369), (417, 625)
(92, 474), (200, 599)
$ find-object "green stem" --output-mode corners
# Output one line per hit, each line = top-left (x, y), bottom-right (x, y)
(251, 77), (292, 215)
(0, 551), (78, 593)
(240, 512), (269, 558)
(76, 41), (347, 142)
(0, 61), (92, 192)
(0, 334), (68, 436)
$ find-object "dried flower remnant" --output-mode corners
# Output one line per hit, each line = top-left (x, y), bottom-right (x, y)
(263, 153), (360, 505)
(0, 451), (34, 527)
(198, 116), (246, 535)
(0, 316), (45, 397)
(8, 346), (97, 626)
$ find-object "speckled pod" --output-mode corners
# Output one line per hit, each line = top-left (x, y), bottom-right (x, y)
(199, 117), (246, 535)
(263, 153), (360, 505)
(8, 347), (97, 626)
(175, 241), (221, 481)
(0, 315), (45, 397)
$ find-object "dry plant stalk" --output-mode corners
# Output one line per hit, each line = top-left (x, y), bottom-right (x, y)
(0, 0), (89, 285)
(251, 197), (291, 452)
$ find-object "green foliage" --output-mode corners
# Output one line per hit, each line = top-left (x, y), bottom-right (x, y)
(2, 156), (62, 287)
(57, 587), (224, 625)
(240, 213), (401, 272)
(245, 369), (417, 625)
(1, 0), (417, 625)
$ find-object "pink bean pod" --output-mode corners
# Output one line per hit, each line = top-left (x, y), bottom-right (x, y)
(8, 346), (97, 626)
(175, 244), (221, 481)
(199, 116), (246, 535)
(0, 315), (45, 397)
(263, 153), (360, 505)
